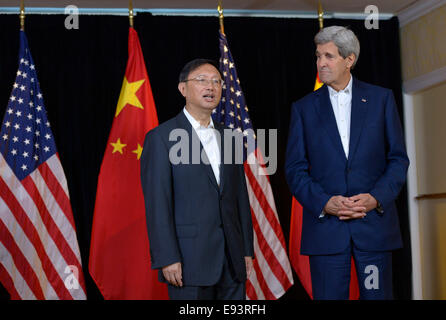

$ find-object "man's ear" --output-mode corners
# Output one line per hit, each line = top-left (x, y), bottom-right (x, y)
(178, 82), (186, 97)
(346, 53), (356, 69)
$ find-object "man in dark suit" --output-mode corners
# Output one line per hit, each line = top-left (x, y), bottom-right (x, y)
(285, 26), (409, 299)
(140, 59), (254, 300)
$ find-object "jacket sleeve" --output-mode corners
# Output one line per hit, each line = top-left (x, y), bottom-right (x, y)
(285, 101), (331, 216)
(369, 90), (410, 208)
(140, 129), (181, 269)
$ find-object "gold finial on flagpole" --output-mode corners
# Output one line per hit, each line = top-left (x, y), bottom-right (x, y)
(218, 0), (225, 35)
(317, 0), (324, 30)
(20, 0), (25, 31)
(129, 0), (134, 28)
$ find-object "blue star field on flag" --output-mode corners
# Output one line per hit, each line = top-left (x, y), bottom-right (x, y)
(212, 31), (256, 161)
(0, 31), (57, 181)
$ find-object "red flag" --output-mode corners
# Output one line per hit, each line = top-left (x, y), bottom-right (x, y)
(89, 27), (168, 299)
(289, 73), (360, 300)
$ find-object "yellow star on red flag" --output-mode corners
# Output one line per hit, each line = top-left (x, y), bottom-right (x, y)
(115, 77), (145, 117)
(110, 138), (126, 154)
(132, 143), (143, 160)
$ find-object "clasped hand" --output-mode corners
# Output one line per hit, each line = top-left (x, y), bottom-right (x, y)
(324, 193), (377, 220)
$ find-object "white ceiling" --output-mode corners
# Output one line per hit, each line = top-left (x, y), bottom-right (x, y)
(1, 0), (422, 14)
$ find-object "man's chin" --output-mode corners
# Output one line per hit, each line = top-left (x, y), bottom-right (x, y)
(319, 77), (331, 85)
(200, 103), (219, 113)
(207, 103), (219, 110)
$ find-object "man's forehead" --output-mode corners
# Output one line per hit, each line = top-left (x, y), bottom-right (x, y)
(316, 42), (339, 54)
(190, 64), (220, 76)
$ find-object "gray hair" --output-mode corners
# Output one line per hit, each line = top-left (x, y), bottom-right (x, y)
(314, 26), (360, 68)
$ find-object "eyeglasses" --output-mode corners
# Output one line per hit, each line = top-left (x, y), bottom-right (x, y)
(184, 77), (224, 87)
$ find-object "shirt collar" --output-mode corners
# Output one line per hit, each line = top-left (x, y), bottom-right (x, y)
(327, 75), (353, 97)
(183, 107), (215, 130)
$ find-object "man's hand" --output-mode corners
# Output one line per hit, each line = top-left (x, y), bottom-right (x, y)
(162, 262), (183, 287)
(324, 195), (367, 220)
(346, 193), (378, 213)
(245, 257), (253, 278)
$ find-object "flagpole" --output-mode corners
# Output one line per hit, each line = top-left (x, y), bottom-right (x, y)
(20, 0), (25, 31)
(129, 0), (134, 28)
(218, 0), (225, 35)
(317, 0), (324, 30)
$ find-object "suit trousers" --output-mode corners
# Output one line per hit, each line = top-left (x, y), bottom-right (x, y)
(167, 253), (245, 300)
(309, 240), (393, 300)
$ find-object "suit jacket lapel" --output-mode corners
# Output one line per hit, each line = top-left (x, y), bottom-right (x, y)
(315, 85), (347, 162)
(348, 79), (368, 165)
(176, 111), (220, 191)
(214, 121), (225, 193)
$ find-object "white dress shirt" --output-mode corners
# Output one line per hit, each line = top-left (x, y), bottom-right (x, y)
(327, 75), (353, 159)
(183, 107), (221, 185)
(320, 76), (353, 218)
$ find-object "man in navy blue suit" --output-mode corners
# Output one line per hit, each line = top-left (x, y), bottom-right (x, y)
(285, 26), (409, 299)
(140, 59), (254, 300)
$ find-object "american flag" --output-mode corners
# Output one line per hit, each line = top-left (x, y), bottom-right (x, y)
(213, 31), (293, 299)
(0, 31), (86, 300)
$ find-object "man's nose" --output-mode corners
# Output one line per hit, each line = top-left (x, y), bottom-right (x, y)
(204, 80), (215, 89)
(318, 57), (327, 67)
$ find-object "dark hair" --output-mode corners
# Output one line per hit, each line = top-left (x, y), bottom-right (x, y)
(178, 58), (223, 83)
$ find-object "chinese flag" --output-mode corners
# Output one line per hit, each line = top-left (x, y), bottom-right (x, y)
(289, 73), (359, 300)
(89, 27), (168, 299)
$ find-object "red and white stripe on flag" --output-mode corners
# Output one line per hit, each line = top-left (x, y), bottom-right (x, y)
(215, 31), (293, 299)
(244, 149), (294, 300)
(0, 154), (86, 300)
